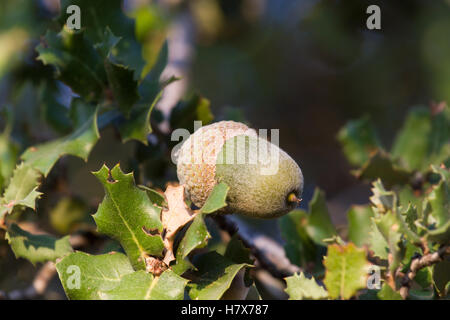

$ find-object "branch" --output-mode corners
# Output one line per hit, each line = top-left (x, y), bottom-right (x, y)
(211, 214), (302, 279)
(399, 245), (450, 299)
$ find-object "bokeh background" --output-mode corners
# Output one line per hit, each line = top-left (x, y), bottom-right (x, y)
(0, 0), (449, 299)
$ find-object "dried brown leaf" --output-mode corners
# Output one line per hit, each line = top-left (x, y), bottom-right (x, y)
(161, 184), (196, 265)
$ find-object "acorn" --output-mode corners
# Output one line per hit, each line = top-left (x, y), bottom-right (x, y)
(176, 121), (303, 218)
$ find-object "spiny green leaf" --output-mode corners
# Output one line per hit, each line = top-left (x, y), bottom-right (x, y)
(403, 203), (419, 234)
(368, 219), (389, 260)
(38, 81), (72, 134)
(397, 205), (421, 244)
(21, 104), (99, 176)
(92, 164), (164, 270)
(285, 272), (328, 300)
(99, 28), (139, 116)
(117, 41), (173, 144)
(118, 76), (177, 144)
(279, 210), (317, 268)
(224, 234), (253, 265)
(5, 223), (73, 265)
(347, 205), (375, 247)
(323, 243), (370, 299)
(425, 166), (450, 243)
(36, 28), (106, 101)
(428, 168), (449, 228)
(369, 179), (397, 214)
(188, 251), (251, 300)
(0, 163), (42, 223)
(99, 269), (188, 300)
(56, 251), (135, 300)
(337, 116), (382, 167)
(59, 0), (145, 78)
(105, 61), (140, 116)
(373, 213), (404, 272)
(139, 185), (167, 207)
(200, 182), (229, 214)
(392, 107), (432, 171)
(305, 188), (337, 245)
(172, 213), (210, 275)
(398, 185), (422, 216)
(392, 105), (450, 171)
(94, 27), (121, 59)
(355, 152), (411, 188)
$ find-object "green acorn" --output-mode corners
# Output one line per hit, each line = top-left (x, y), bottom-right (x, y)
(176, 121), (303, 218)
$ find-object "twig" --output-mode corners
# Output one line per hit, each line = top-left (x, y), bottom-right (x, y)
(399, 245), (450, 299)
(211, 214), (302, 279)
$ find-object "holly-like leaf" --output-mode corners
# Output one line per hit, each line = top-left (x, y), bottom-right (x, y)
(392, 105), (450, 171)
(355, 152), (411, 188)
(58, 0), (145, 78)
(224, 234), (253, 265)
(200, 182), (229, 214)
(285, 272), (328, 300)
(98, 29), (140, 116)
(5, 223), (73, 265)
(428, 168), (449, 228)
(305, 188), (337, 245)
(21, 103), (99, 176)
(172, 213), (210, 275)
(323, 243), (371, 299)
(369, 179), (397, 214)
(36, 28), (106, 101)
(337, 116), (382, 167)
(0, 163), (42, 223)
(347, 205), (375, 247)
(92, 164), (164, 270)
(117, 44), (175, 144)
(56, 251), (135, 300)
(396, 205), (421, 244)
(118, 77), (176, 144)
(368, 219), (389, 260)
(161, 184), (196, 265)
(139, 185), (167, 207)
(392, 107), (432, 171)
(373, 213), (404, 273)
(105, 61), (140, 116)
(398, 185), (421, 210)
(279, 210), (317, 268)
(188, 251), (251, 300)
(377, 283), (402, 300)
(99, 269), (188, 300)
